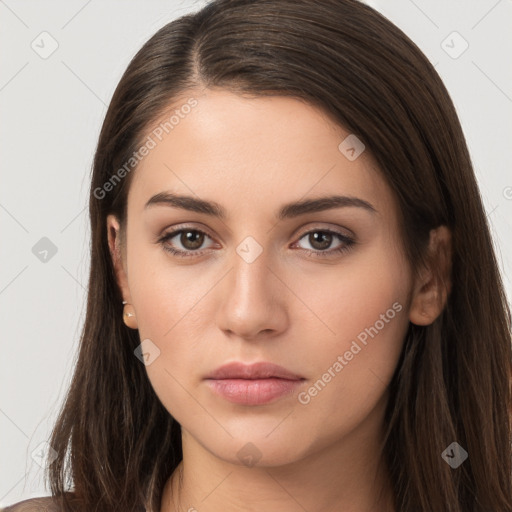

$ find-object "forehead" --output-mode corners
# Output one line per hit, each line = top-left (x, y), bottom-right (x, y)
(127, 88), (396, 221)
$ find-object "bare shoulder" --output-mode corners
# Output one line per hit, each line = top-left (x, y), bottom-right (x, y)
(0, 494), (77, 512)
(0, 496), (56, 511)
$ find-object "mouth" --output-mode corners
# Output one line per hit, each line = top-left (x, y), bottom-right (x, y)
(204, 361), (305, 405)
(205, 378), (304, 405)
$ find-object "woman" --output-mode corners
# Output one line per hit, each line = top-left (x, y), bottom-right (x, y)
(4, 0), (511, 510)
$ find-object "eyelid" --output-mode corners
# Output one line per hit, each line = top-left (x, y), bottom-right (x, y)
(159, 223), (216, 241)
(293, 222), (355, 240)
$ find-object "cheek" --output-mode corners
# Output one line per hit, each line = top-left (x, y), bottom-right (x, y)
(126, 242), (216, 386)
(128, 258), (212, 422)
(127, 239), (204, 335)
(295, 305), (408, 448)
(292, 235), (410, 349)
(292, 240), (410, 426)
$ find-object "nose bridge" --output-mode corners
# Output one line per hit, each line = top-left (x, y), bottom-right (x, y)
(230, 234), (273, 304)
(216, 233), (285, 338)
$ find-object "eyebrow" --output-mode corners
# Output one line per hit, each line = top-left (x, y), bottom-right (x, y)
(144, 191), (377, 220)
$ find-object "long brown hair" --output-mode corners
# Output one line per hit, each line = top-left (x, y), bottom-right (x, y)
(40, 0), (512, 511)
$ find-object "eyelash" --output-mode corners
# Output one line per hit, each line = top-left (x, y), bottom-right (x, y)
(157, 226), (356, 259)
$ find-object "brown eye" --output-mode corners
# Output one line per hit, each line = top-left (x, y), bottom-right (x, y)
(179, 230), (205, 250)
(295, 229), (355, 258)
(158, 228), (215, 258)
(307, 231), (333, 250)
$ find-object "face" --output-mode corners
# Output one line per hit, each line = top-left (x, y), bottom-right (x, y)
(107, 88), (416, 467)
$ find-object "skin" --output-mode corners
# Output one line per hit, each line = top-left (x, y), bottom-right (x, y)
(107, 88), (451, 512)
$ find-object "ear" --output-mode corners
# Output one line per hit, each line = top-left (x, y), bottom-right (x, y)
(106, 214), (138, 329)
(409, 225), (452, 326)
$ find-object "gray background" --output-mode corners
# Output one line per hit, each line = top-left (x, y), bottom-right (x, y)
(1, 0), (511, 506)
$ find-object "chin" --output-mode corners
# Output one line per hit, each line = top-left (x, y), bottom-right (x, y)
(196, 426), (313, 468)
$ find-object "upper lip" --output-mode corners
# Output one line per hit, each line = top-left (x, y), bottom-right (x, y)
(205, 362), (304, 380)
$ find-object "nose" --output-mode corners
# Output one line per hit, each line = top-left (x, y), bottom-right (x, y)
(215, 247), (289, 341)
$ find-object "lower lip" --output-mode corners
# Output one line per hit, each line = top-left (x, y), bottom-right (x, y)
(205, 378), (304, 405)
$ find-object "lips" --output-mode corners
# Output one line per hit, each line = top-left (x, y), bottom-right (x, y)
(204, 362), (305, 405)
(205, 361), (304, 381)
